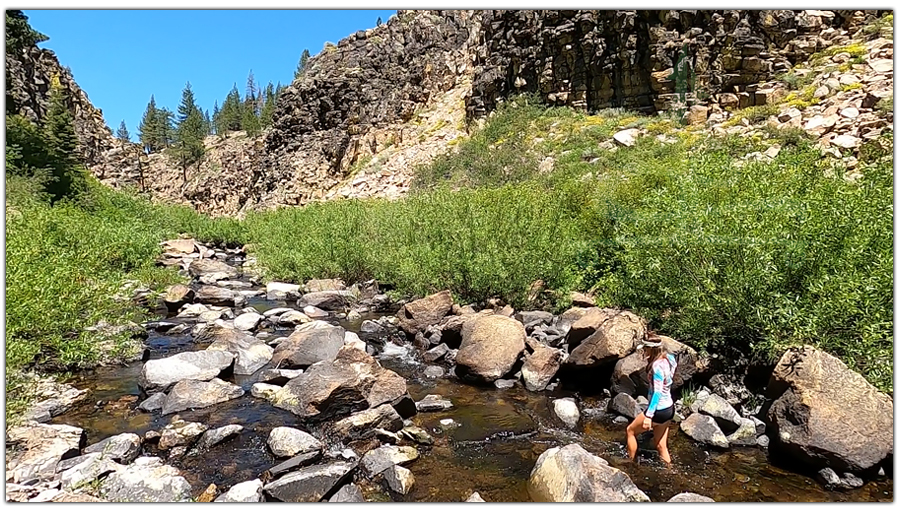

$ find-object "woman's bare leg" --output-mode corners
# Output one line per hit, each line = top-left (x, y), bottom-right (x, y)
(625, 413), (648, 460)
(652, 423), (671, 464)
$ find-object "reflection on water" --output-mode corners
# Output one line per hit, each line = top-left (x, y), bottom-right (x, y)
(50, 322), (893, 503)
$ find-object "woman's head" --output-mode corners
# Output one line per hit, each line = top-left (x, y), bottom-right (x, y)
(639, 332), (667, 362)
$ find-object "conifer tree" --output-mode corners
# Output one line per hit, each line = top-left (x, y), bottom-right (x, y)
(116, 120), (130, 148)
(42, 75), (86, 198)
(5, 10), (48, 55)
(242, 71), (260, 137)
(377, 16), (382, 26)
(211, 101), (220, 135)
(217, 85), (243, 134)
(175, 82), (205, 180)
(295, 49), (311, 79)
(260, 82), (277, 127)
(138, 95), (160, 153)
(157, 108), (176, 148)
(203, 109), (212, 136)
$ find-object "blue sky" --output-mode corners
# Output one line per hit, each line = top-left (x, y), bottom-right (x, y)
(24, 9), (397, 139)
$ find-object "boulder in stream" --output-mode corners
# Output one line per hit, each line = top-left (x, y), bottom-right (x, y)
(382, 465), (415, 495)
(360, 445), (419, 477)
(527, 444), (650, 502)
(301, 290), (356, 311)
(139, 350), (235, 394)
(328, 483), (365, 502)
(668, 492), (715, 502)
(194, 424), (244, 451)
(267, 427), (323, 458)
(6, 422), (85, 484)
(454, 314), (526, 383)
(397, 290), (453, 335)
(552, 398), (581, 430)
(680, 413), (729, 449)
(415, 394), (453, 412)
(331, 403), (403, 441)
(194, 285), (240, 306)
(99, 456), (192, 502)
(234, 312), (263, 331)
(765, 346), (894, 473)
(158, 419), (208, 450)
(266, 282), (302, 300)
(215, 479), (264, 502)
(162, 284), (194, 312)
(161, 378), (244, 415)
(59, 452), (124, 490)
(203, 326), (272, 375)
(566, 309), (645, 368)
(699, 393), (743, 434)
(188, 258), (237, 279)
(258, 368), (304, 386)
(83, 433), (142, 464)
(271, 321), (345, 369)
(608, 393), (642, 420)
(263, 461), (356, 502)
(522, 345), (566, 391)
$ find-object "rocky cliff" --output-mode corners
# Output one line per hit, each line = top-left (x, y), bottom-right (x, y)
(7, 10), (892, 216)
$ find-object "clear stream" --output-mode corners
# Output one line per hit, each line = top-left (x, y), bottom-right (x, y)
(49, 272), (893, 503)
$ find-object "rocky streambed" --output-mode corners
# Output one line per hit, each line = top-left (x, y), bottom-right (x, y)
(6, 240), (893, 503)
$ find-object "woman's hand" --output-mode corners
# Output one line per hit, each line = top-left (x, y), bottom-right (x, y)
(642, 417), (652, 430)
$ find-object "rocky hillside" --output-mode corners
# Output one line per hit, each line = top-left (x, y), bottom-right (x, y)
(8, 10), (893, 216)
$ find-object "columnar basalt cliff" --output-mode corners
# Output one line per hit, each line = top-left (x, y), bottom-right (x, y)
(7, 10), (891, 216)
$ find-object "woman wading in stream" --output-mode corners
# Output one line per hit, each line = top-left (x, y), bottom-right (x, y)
(625, 332), (677, 464)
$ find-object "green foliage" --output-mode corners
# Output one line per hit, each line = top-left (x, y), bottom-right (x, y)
(116, 120), (129, 143)
(876, 96), (893, 115)
(5, 10), (47, 55)
(777, 71), (814, 91)
(175, 81), (206, 174)
(215, 85), (243, 135)
(138, 95), (173, 153)
(295, 49), (311, 79)
(863, 13), (893, 35)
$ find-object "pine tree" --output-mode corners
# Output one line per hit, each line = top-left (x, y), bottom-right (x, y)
(203, 109), (212, 136)
(217, 85), (243, 135)
(157, 108), (176, 148)
(211, 101), (220, 135)
(295, 49), (311, 79)
(116, 120), (130, 149)
(138, 95), (160, 153)
(42, 75), (87, 199)
(175, 82), (205, 180)
(377, 16), (382, 26)
(242, 71), (260, 137)
(5, 10), (48, 55)
(260, 82), (277, 127)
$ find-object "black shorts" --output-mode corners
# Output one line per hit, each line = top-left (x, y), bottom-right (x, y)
(648, 406), (674, 424)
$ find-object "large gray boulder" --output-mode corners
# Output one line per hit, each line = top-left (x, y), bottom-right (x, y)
(267, 427), (323, 458)
(329, 483), (365, 502)
(331, 403), (403, 441)
(215, 479), (264, 502)
(194, 285), (239, 306)
(397, 290), (453, 335)
(194, 424), (243, 451)
(162, 284), (194, 312)
(271, 321), (345, 369)
(608, 393), (641, 419)
(203, 326), (272, 375)
(59, 452), (124, 490)
(300, 290), (356, 311)
(6, 422), (85, 484)
(138, 350), (235, 394)
(566, 309), (645, 368)
(263, 461), (356, 502)
(455, 314), (526, 383)
(272, 347), (409, 421)
(188, 258), (237, 279)
(83, 433), (142, 464)
(698, 393), (743, 434)
(157, 419), (208, 450)
(680, 413), (729, 449)
(527, 444), (650, 502)
(360, 445), (419, 477)
(100, 457), (192, 502)
(668, 492), (715, 502)
(553, 398), (580, 429)
(522, 345), (566, 391)
(266, 281), (302, 301)
(161, 378), (244, 415)
(765, 346), (894, 473)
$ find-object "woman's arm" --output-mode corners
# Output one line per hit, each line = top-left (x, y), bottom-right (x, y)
(645, 365), (665, 418)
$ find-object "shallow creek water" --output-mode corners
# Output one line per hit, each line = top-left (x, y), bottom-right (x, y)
(49, 276), (893, 502)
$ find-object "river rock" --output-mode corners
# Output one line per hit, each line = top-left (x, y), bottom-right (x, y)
(516, 310), (554, 330)
(668, 492), (715, 502)
(138, 350), (235, 394)
(466, 491), (486, 502)
(234, 312), (263, 331)
(397, 290), (453, 335)
(680, 413), (729, 449)
(553, 398), (580, 429)
(161, 378), (244, 415)
(423, 343), (450, 362)
(163, 284), (194, 312)
(258, 368), (304, 386)
(360, 445), (419, 476)
(423, 365), (445, 378)
(567, 309), (645, 367)
(267, 450), (325, 479)
(699, 393), (743, 434)
(608, 393), (641, 420)
(6, 422), (85, 483)
(765, 346), (893, 473)
(383, 465), (414, 494)
(726, 418), (759, 447)
(841, 472), (864, 489)
(21, 382), (89, 424)
(522, 345), (566, 391)
(610, 336), (699, 396)
(416, 394), (453, 412)
(527, 444), (650, 502)
(158, 419), (208, 450)
(188, 258), (237, 279)
(301, 290), (356, 311)
(332, 403), (403, 441)
(817, 467), (843, 488)
(494, 378), (515, 389)
(303, 305), (329, 318)
(400, 426), (434, 445)
(263, 461), (356, 502)
(271, 321), (345, 369)
(99, 457), (192, 502)
(194, 424), (243, 451)
(305, 279), (346, 292)
(203, 326), (272, 375)
(267, 282), (302, 300)
(329, 483), (365, 502)
(251, 383), (281, 400)
(455, 314), (526, 383)
(59, 452), (123, 490)
(272, 347), (409, 421)
(278, 310), (312, 326)
(194, 285), (240, 306)
(566, 307), (614, 345)
(267, 427), (323, 458)
(360, 320), (386, 334)
(176, 303), (208, 318)
(83, 433), (142, 464)
(163, 239), (197, 255)
(215, 479), (264, 502)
